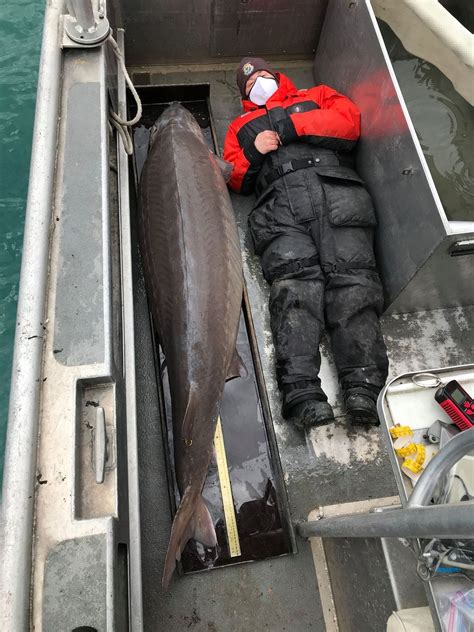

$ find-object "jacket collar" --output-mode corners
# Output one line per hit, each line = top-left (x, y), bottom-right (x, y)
(242, 73), (299, 112)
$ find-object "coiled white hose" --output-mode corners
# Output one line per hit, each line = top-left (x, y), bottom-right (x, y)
(107, 32), (142, 155)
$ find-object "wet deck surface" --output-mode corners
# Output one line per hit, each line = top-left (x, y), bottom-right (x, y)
(130, 62), (474, 631)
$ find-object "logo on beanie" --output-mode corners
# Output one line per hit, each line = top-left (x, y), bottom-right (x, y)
(242, 62), (254, 76)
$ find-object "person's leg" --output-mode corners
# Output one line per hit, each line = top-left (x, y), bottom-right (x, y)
(324, 267), (388, 418)
(315, 191), (389, 423)
(259, 229), (332, 426)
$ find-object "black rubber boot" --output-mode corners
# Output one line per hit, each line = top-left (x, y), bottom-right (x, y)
(345, 393), (379, 426)
(287, 399), (335, 431)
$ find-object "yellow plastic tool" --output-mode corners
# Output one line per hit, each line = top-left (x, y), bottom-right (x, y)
(395, 441), (418, 458)
(389, 425), (414, 439)
(214, 416), (241, 558)
(390, 425), (429, 477)
(402, 444), (426, 475)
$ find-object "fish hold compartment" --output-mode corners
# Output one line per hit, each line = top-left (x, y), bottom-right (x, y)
(131, 83), (214, 180)
(159, 310), (295, 573)
(132, 84), (295, 575)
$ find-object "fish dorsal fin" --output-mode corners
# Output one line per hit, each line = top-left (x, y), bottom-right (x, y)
(226, 348), (248, 381)
(181, 386), (198, 440)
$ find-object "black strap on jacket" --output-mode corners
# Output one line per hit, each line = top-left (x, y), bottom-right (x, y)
(263, 154), (354, 188)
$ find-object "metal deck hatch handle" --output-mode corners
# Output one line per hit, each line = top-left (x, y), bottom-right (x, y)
(449, 240), (474, 257)
(94, 407), (107, 484)
(411, 373), (443, 389)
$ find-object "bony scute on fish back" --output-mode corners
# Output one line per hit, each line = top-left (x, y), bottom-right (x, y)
(138, 103), (244, 590)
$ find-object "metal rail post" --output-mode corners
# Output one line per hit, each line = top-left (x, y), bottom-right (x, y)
(297, 502), (474, 539)
(64, 0), (110, 46)
(297, 427), (474, 540)
(115, 28), (144, 631)
(66, 0), (95, 30)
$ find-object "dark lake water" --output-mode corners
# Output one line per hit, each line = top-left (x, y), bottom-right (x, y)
(380, 22), (474, 222)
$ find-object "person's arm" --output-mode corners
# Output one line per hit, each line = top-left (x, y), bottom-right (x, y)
(223, 122), (266, 194)
(272, 85), (360, 152)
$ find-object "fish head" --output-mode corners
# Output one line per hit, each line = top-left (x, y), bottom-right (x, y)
(150, 102), (202, 147)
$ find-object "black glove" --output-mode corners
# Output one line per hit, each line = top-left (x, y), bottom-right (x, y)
(275, 116), (298, 145)
(268, 107), (298, 145)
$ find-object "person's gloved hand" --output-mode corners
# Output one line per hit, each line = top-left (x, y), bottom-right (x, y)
(267, 107), (298, 145)
(273, 114), (298, 145)
(254, 130), (280, 154)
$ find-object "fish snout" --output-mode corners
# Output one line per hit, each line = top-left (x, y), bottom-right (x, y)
(150, 103), (201, 146)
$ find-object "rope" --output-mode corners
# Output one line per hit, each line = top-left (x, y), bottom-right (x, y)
(107, 32), (142, 155)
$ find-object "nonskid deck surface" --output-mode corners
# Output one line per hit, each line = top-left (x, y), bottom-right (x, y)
(131, 62), (474, 631)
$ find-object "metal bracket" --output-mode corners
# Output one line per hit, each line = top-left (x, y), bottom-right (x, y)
(62, 1), (110, 49)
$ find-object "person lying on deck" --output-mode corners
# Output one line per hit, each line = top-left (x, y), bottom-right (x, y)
(224, 57), (389, 430)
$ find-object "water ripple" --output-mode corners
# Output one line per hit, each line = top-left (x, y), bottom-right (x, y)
(392, 56), (474, 220)
(0, 0), (45, 481)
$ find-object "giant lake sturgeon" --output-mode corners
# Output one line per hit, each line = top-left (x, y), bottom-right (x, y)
(139, 103), (244, 589)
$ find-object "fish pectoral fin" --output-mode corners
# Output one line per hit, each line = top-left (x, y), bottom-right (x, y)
(212, 152), (233, 183)
(181, 387), (199, 438)
(226, 348), (248, 381)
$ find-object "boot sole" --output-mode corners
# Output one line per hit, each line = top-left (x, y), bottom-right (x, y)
(349, 408), (380, 426)
(294, 416), (335, 431)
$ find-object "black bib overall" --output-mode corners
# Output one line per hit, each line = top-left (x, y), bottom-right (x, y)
(248, 142), (389, 415)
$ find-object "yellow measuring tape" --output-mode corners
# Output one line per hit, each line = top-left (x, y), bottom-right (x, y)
(390, 425), (428, 477)
(214, 416), (241, 558)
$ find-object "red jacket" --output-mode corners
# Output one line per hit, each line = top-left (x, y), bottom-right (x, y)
(223, 73), (361, 194)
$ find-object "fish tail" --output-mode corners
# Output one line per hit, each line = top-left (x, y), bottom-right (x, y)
(162, 487), (217, 590)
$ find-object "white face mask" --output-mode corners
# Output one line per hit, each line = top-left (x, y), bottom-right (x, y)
(248, 76), (278, 106)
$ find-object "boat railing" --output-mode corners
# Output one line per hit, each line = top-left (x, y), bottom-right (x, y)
(298, 366), (474, 631)
(298, 427), (474, 540)
(0, 3), (143, 630)
(0, 2), (64, 628)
